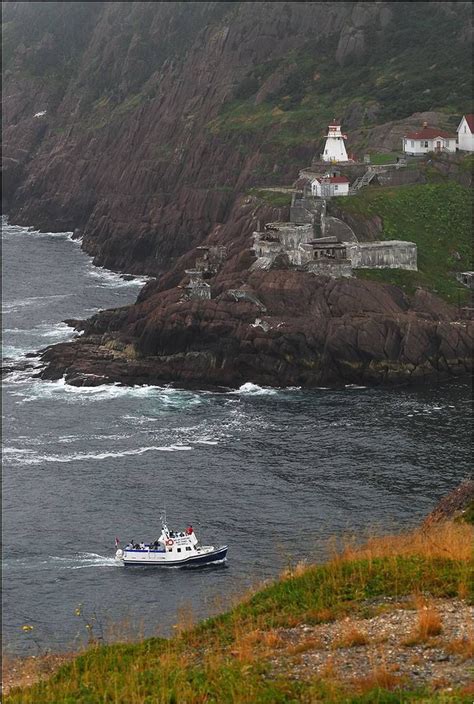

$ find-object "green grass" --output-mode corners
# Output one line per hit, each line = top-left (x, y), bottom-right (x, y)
(7, 519), (473, 703)
(368, 153), (401, 165)
(333, 182), (473, 303)
(248, 189), (293, 207)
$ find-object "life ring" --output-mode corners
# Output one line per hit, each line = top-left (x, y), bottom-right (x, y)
(165, 539), (174, 546)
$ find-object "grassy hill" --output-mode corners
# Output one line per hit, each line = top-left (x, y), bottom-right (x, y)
(332, 181), (473, 304)
(6, 520), (473, 703)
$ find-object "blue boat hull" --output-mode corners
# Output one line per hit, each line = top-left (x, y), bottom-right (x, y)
(123, 545), (228, 567)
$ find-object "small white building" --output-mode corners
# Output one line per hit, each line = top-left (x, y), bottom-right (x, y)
(311, 175), (350, 198)
(322, 122), (349, 162)
(402, 124), (456, 155)
(457, 114), (474, 152)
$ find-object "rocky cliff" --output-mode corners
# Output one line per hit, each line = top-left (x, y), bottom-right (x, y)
(38, 195), (473, 390)
(3, 1), (472, 273)
(3, 2), (473, 388)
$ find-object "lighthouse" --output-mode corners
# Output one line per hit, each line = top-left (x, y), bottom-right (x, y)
(322, 121), (348, 163)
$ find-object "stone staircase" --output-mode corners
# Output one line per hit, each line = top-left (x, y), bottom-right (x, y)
(349, 169), (377, 195)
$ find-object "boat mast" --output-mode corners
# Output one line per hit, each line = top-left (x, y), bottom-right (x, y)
(160, 509), (168, 536)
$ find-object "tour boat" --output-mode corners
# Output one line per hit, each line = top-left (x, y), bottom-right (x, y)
(114, 514), (227, 567)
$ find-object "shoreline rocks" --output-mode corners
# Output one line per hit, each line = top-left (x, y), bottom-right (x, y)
(37, 272), (473, 390)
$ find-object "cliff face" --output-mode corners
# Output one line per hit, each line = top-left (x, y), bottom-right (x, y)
(4, 2), (473, 388)
(38, 196), (473, 390)
(3, 1), (472, 273)
(41, 266), (473, 389)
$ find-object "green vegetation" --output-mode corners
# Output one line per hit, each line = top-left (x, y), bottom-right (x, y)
(209, 3), (471, 155)
(456, 501), (474, 526)
(368, 154), (401, 165)
(7, 522), (473, 703)
(248, 189), (293, 207)
(334, 182), (473, 303)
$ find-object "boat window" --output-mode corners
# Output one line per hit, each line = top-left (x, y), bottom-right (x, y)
(177, 548), (181, 553)
(167, 548), (172, 552)
(186, 547), (191, 551)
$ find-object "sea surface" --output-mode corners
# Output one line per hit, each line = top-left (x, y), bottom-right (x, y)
(2, 218), (472, 655)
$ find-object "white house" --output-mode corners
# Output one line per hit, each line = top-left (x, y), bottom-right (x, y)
(322, 122), (349, 162)
(457, 114), (474, 152)
(402, 123), (456, 155)
(311, 175), (350, 198)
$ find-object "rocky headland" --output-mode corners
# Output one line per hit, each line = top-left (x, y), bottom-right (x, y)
(37, 195), (473, 390)
(3, 2), (473, 389)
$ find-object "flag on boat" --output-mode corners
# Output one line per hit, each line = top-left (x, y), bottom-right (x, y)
(115, 537), (120, 547)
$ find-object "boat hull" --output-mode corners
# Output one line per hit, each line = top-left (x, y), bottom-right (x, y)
(121, 546), (228, 567)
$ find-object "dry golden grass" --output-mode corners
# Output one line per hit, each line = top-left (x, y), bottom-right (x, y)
(446, 635), (474, 660)
(172, 604), (195, 636)
(333, 625), (369, 649)
(229, 626), (284, 662)
(287, 637), (322, 656)
(351, 665), (407, 693)
(280, 560), (308, 580)
(305, 607), (336, 624)
(402, 598), (443, 645)
(319, 656), (336, 681)
(337, 521), (473, 564)
(417, 605), (443, 639)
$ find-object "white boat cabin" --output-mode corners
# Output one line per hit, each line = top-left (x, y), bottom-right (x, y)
(115, 515), (227, 566)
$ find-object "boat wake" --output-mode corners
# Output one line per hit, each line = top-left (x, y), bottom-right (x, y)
(3, 553), (119, 571)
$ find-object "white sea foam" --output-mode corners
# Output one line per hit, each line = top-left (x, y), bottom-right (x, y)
(12, 377), (205, 407)
(57, 553), (120, 569)
(4, 553), (118, 571)
(2, 345), (27, 360)
(2, 294), (73, 314)
(232, 382), (278, 396)
(37, 322), (75, 340)
(87, 266), (150, 288)
(4, 444), (193, 465)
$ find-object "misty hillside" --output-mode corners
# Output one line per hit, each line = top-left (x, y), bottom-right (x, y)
(2, 1), (472, 273)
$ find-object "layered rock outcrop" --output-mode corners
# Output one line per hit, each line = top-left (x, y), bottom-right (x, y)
(40, 259), (473, 389)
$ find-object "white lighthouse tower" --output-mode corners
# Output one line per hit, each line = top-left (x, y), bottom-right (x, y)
(322, 121), (349, 163)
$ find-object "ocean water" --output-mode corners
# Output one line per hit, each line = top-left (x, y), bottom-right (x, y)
(2, 219), (472, 655)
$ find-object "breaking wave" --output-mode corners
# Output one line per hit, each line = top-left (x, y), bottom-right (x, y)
(231, 382), (301, 396)
(87, 265), (150, 288)
(9, 377), (205, 407)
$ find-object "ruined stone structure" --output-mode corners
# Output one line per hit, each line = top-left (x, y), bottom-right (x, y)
(182, 245), (227, 300)
(290, 192), (324, 226)
(252, 223), (353, 278)
(227, 289), (267, 311)
(255, 186), (418, 278)
(195, 245), (227, 276)
(347, 241), (417, 270)
(184, 269), (212, 300)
